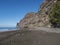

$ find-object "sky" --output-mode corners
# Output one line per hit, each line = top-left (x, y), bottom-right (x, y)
(0, 0), (43, 27)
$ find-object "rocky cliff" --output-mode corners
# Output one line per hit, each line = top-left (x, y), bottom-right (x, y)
(17, 0), (57, 29)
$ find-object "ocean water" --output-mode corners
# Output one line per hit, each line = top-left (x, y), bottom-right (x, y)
(0, 27), (16, 32)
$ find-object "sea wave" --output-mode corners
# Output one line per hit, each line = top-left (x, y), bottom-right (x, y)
(0, 27), (16, 32)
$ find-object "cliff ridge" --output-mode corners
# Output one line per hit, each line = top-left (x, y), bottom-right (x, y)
(17, 0), (58, 29)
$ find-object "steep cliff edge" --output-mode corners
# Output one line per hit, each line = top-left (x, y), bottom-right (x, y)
(17, 0), (58, 29)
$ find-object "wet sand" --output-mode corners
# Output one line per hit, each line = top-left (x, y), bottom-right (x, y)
(0, 29), (60, 45)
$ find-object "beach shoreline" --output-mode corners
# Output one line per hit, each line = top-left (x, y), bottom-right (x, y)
(0, 29), (60, 45)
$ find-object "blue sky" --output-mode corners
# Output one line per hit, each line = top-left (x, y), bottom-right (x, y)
(0, 0), (43, 27)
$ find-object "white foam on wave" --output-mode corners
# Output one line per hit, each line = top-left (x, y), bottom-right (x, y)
(0, 29), (9, 32)
(0, 29), (16, 32)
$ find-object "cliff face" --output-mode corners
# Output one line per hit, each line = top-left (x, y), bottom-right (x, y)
(17, 0), (57, 29)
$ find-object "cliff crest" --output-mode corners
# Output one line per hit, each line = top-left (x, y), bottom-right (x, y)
(17, 0), (58, 29)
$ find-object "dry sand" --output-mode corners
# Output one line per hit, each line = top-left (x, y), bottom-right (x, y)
(0, 29), (60, 45)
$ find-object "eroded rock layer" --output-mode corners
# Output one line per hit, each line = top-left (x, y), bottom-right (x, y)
(17, 0), (57, 29)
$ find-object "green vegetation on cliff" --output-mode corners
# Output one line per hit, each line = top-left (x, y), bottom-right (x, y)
(49, 1), (60, 27)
